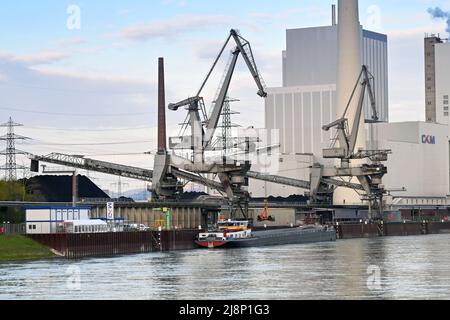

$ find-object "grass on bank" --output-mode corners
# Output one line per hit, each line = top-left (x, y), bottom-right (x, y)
(0, 235), (55, 262)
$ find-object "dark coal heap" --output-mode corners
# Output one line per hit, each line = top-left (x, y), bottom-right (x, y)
(251, 194), (308, 203)
(25, 175), (110, 202)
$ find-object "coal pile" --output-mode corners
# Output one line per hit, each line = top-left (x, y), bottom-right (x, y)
(25, 175), (110, 202)
(251, 194), (308, 203)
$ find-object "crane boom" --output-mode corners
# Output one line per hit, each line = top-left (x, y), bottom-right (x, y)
(169, 29), (267, 157)
(202, 29), (267, 149)
(323, 65), (381, 160)
(229, 30), (267, 98)
(348, 65), (377, 155)
(203, 49), (240, 149)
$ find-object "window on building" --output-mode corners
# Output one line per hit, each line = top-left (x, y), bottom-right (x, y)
(33, 225), (36, 230)
(444, 112), (449, 117)
(444, 100), (449, 105)
(444, 95), (449, 100)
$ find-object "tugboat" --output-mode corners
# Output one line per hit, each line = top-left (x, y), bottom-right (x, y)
(195, 219), (336, 249)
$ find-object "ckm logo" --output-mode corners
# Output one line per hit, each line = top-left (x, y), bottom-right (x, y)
(422, 135), (436, 145)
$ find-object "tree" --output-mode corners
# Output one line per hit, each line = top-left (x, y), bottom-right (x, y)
(0, 180), (36, 223)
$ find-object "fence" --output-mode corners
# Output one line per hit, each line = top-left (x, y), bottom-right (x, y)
(0, 223), (26, 235)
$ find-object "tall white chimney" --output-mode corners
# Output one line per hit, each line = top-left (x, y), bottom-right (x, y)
(334, 0), (366, 205)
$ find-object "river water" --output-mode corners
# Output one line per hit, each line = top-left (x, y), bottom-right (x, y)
(1, 234), (450, 300)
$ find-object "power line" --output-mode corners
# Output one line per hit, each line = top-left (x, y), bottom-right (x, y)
(81, 152), (151, 157)
(0, 106), (156, 117)
(30, 139), (154, 146)
(0, 81), (151, 96)
(24, 125), (155, 132)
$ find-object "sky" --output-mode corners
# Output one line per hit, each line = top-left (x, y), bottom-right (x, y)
(0, 0), (449, 193)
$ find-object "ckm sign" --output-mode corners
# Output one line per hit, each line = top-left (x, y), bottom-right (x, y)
(422, 135), (436, 145)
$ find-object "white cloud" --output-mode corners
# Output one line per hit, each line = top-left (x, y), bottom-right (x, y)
(161, 0), (188, 8)
(14, 51), (69, 65)
(249, 7), (324, 23)
(56, 37), (87, 48)
(0, 50), (69, 66)
(120, 15), (236, 41)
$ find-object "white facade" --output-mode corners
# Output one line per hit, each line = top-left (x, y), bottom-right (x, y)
(26, 207), (91, 234)
(435, 42), (450, 129)
(369, 122), (449, 198)
(252, 121), (450, 200)
(282, 26), (389, 122)
(265, 85), (336, 166)
(64, 220), (108, 234)
(265, 85), (377, 166)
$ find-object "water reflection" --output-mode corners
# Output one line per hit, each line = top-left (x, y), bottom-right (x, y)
(1, 235), (450, 300)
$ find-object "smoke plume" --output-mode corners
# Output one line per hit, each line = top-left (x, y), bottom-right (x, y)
(428, 7), (450, 35)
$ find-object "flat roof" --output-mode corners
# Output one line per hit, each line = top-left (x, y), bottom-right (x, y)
(64, 220), (107, 226)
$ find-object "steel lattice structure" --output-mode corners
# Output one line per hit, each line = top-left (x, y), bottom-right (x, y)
(0, 118), (30, 181)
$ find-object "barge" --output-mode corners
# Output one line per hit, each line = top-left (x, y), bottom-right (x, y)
(195, 220), (336, 249)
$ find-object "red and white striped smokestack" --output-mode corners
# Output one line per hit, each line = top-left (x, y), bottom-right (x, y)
(158, 57), (167, 152)
(334, 0), (365, 205)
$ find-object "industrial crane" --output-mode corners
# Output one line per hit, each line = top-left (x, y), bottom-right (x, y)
(311, 65), (391, 218)
(154, 29), (268, 217)
(168, 29), (267, 160)
(27, 46), (388, 221)
(322, 65), (388, 164)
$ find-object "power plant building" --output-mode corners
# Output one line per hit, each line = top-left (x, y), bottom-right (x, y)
(282, 27), (389, 123)
(249, 10), (450, 204)
(265, 21), (388, 159)
(434, 41), (450, 127)
(368, 122), (449, 202)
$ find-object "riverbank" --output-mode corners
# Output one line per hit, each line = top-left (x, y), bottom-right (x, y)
(0, 235), (56, 262)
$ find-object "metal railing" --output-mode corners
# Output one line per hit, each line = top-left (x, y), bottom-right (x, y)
(0, 223), (26, 235)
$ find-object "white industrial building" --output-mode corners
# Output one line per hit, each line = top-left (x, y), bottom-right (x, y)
(282, 21), (389, 122)
(368, 122), (449, 200)
(26, 207), (91, 234)
(265, 84), (336, 160)
(249, 5), (450, 206)
(435, 42), (450, 129)
(259, 8), (389, 163)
